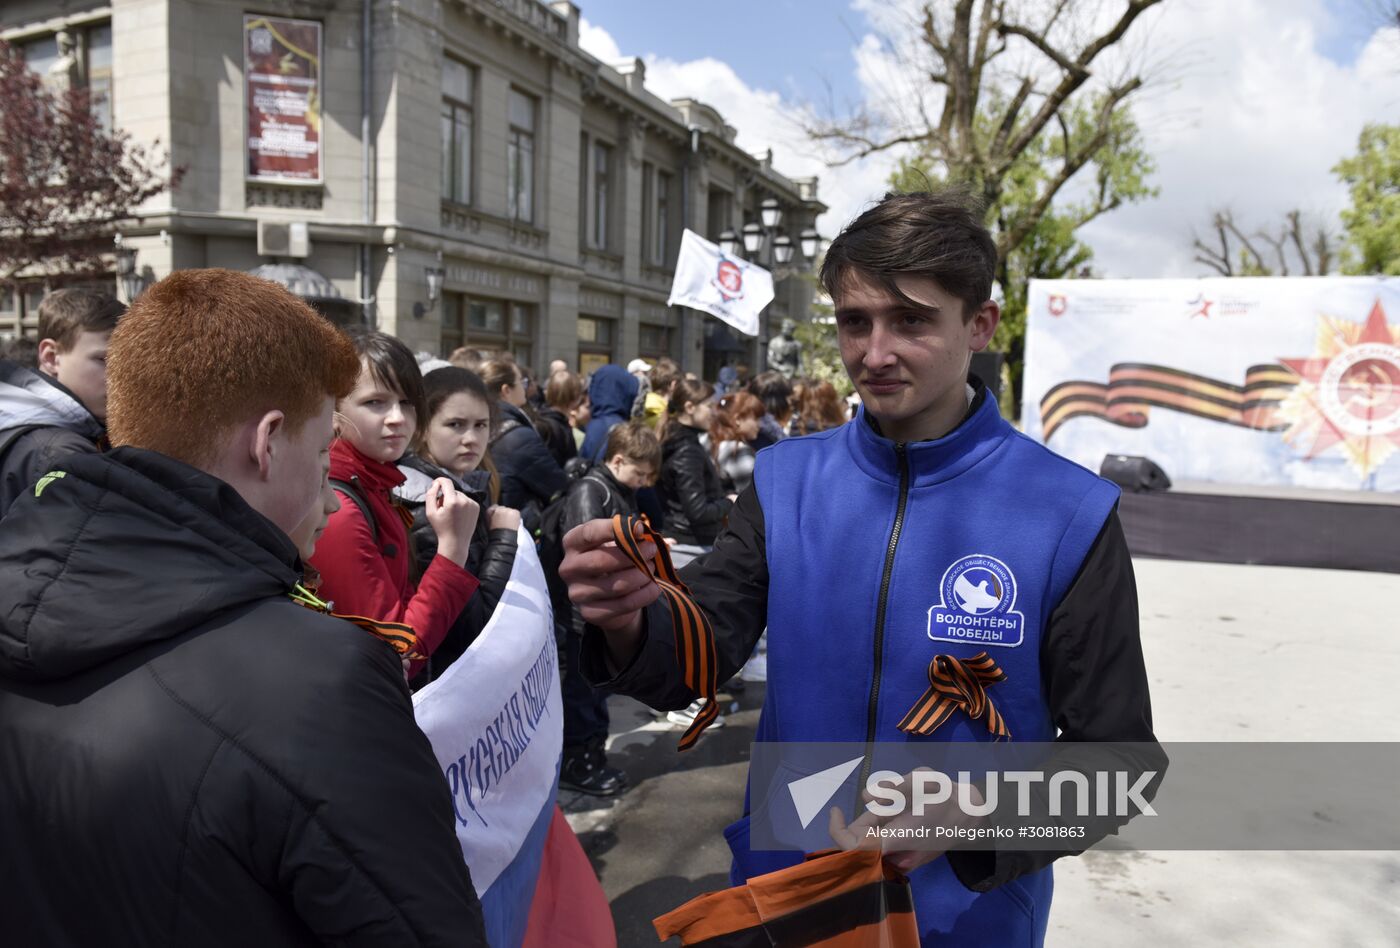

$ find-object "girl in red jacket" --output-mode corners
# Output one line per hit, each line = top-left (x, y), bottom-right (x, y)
(309, 330), (480, 675)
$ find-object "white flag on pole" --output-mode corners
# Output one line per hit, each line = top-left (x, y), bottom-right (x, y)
(667, 228), (774, 337)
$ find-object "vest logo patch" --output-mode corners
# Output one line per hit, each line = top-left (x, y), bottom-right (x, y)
(927, 554), (1025, 648)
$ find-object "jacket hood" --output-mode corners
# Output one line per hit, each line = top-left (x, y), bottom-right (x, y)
(0, 359), (103, 440)
(0, 447), (302, 681)
(395, 454), (490, 505)
(587, 364), (639, 420)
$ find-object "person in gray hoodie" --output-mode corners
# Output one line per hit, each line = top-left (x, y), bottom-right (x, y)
(0, 289), (123, 515)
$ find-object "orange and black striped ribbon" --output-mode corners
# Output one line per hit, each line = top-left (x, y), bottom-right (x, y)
(292, 582), (426, 660)
(392, 498), (417, 532)
(1039, 362), (1298, 441)
(610, 513), (719, 751)
(897, 651), (1011, 740)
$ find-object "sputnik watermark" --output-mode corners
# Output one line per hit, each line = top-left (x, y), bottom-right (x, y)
(862, 769), (1158, 818)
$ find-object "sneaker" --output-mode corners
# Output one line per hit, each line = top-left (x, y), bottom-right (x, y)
(739, 651), (767, 683)
(560, 748), (627, 797)
(665, 698), (726, 730)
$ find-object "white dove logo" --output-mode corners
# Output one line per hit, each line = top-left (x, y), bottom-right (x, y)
(953, 571), (1002, 615)
(928, 554), (1026, 648)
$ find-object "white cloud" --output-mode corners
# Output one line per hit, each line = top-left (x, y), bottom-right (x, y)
(581, 3), (1400, 278)
(1071, 0), (1400, 277)
(578, 18), (890, 239)
(577, 17), (620, 61)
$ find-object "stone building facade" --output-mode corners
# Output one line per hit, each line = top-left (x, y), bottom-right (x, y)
(1, 0), (826, 377)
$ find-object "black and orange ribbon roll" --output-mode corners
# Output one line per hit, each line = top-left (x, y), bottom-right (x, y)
(610, 513), (719, 751)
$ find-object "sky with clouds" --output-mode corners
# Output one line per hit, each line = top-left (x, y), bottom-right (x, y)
(576, 0), (1400, 278)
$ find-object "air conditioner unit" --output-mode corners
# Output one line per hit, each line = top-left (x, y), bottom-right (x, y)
(257, 220), (310, 258)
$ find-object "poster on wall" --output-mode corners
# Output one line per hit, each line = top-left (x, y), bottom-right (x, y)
(1021, 277), (1400, 492)
(244, 15), (322, 183)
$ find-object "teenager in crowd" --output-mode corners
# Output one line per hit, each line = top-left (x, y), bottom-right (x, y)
(658, 378), (734, 566)
(746, 370), (794, 450)
(561, 190), (1161, 947)
(708, 390), (766, 496)
(536, 369), (583, 469)
(479, 358), (566, 532)
(0, 289), (124, 513)
(397, 366), (521, 684)
(579, 363), (639, 462)
(310, 330), (481, 678)
(0, 269), (484, 942)
(790, 379), (849, 435)
(542, 421), (661, 796)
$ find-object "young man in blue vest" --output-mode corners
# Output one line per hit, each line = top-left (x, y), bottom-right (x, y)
(559, 190), (1159, 945)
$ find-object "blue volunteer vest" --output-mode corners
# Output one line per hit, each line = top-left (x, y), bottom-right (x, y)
(733, 393), (1120, 946)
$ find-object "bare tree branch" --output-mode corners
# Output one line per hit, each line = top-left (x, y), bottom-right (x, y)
(1286, 210), (1313, 276)
(996, 0), (1163, 174)
(995, 79), (1142, 257)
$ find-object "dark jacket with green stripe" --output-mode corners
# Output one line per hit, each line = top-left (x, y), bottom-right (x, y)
(0, 447), (485, 945)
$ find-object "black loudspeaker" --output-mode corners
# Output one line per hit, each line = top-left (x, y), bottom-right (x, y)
(1099, 454), (1172, 492)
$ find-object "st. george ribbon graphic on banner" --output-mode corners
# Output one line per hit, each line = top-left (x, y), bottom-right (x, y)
(1022, 277), (1400, 491)
(667, 229), (775, 337)
(412, 528), (561, 947)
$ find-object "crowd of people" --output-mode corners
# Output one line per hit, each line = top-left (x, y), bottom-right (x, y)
(0, 190), (1157, 946)
(0, 284), (853, 805)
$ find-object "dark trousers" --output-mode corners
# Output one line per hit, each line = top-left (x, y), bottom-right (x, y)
(562, 624), (610, 750)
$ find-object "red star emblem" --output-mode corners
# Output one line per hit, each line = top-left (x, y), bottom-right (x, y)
(1277, 299), (1400, 478)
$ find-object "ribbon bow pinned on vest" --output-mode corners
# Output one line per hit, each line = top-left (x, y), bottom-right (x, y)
(610, 514), (719, 751)
(897, 651), (1011, 740)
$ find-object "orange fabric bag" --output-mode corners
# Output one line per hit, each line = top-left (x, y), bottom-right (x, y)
(653, 849), (919, 947)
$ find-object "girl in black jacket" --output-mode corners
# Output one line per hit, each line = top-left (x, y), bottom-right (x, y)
(479, 359), (567, 533)
(658, 378), (735, 558)
(396, 367), (520, 686)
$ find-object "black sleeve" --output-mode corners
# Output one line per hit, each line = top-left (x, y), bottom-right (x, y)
(579, 484), (768, 710)
(0, 428), (97, 515)
(562, 479), (610, 533)
(276, 631), (487, 944)
(506, 428), (568, 507)
(947, 508), (1165, 891)
(672, 441), (733, 533)
(470, 527), (518, 618)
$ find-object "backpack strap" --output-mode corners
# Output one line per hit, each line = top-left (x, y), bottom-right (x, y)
(0, 424), (48, 465)
(329, 476), (378, 547)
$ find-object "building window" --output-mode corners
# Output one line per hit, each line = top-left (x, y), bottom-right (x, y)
(22, 24), (114, 132)
(441, 292), (535, 370)
(639, 323), (673, 361)
(590, 141), (612, 250)
(577, 315), (615, 376)
(654, 170), (672, 265)
(707, 188), (732, 243)
(441, 58), (473, 204)
(507, 89), (536, 223)
(0, 287), (18, 340)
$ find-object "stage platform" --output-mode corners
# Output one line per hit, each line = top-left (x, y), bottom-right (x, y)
(1116, 480), (1400, 574)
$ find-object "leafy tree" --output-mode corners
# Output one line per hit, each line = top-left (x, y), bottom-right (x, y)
(889, 100), (1156, 404)
(807, 0), (1163, 266)
(808, 2), (1164, 408)
(1334, 123), (1400, 275)
(0, 39), (179, 285)
(792, 292), (853, 398)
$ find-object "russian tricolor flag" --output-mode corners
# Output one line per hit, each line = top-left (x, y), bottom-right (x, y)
(415, 529), (614, 946)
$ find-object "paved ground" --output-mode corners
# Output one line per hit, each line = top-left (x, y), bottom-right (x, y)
(564, 558), (1400, 947)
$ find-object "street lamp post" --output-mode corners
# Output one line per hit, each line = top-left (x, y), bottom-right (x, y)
(113, 234), (140, 302)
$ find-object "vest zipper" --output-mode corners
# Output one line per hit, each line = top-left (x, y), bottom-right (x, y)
(860, 441), (910, 789)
